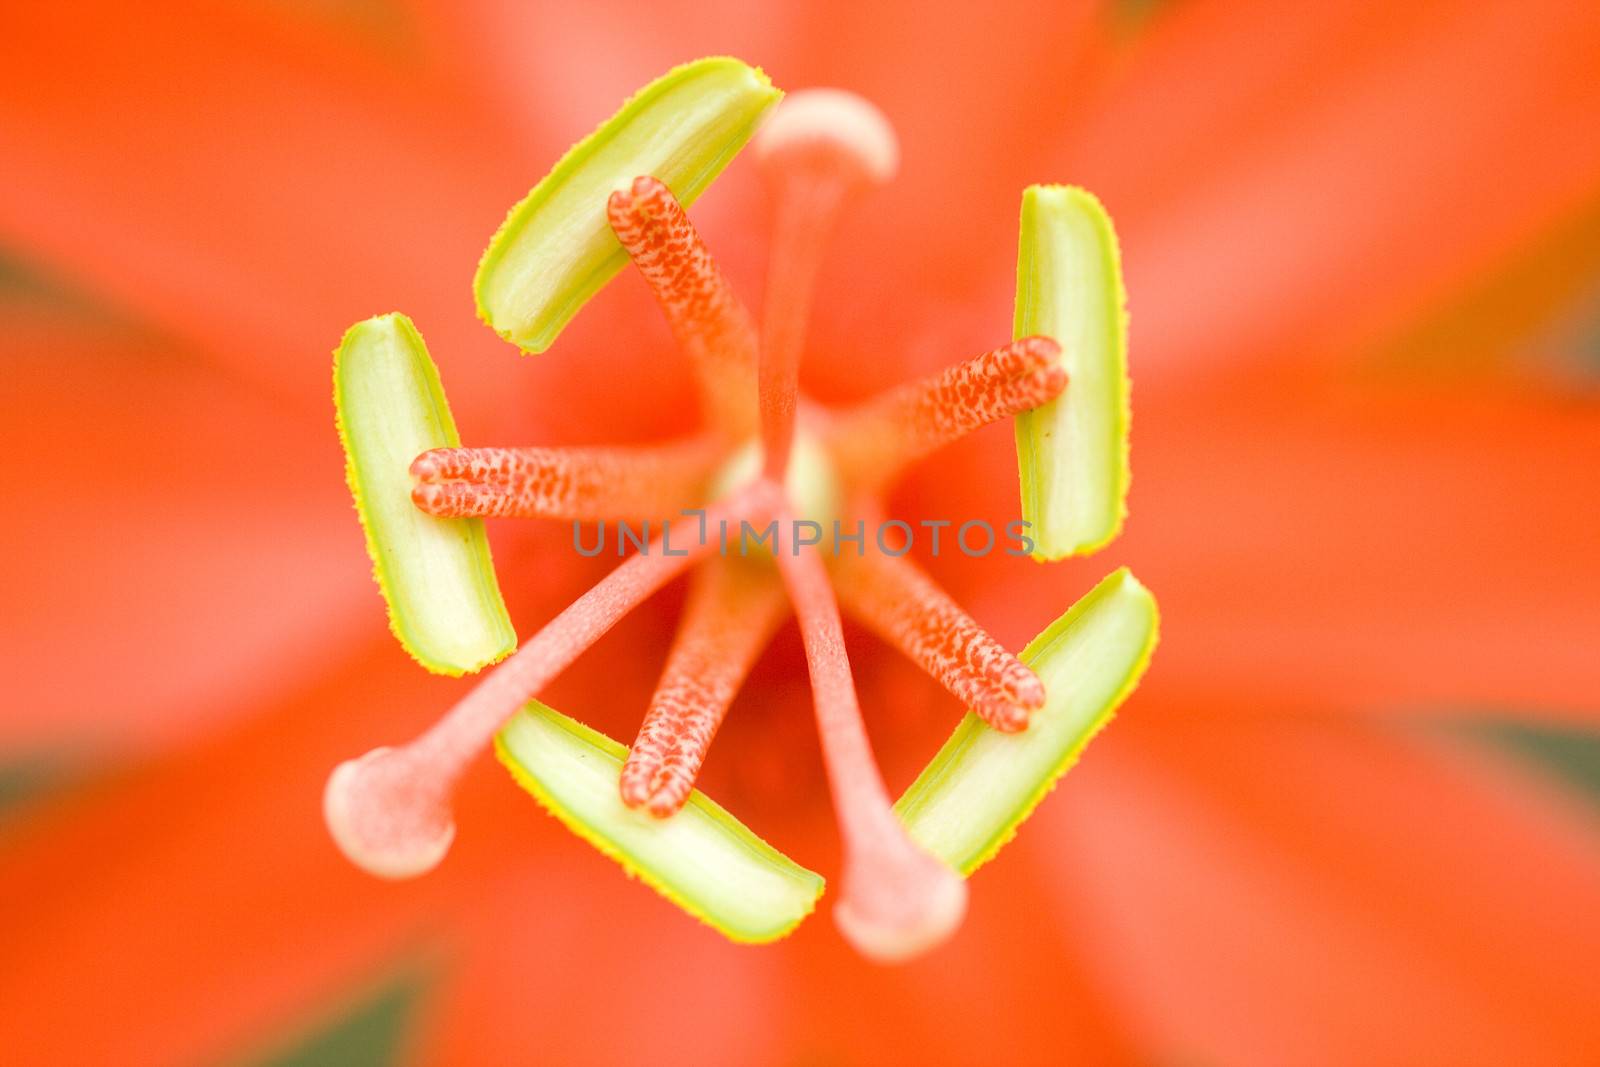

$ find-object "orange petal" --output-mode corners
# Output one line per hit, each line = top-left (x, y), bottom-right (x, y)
(1067, 0), (1600, 384)
(0, 308), (372, 753)
(892, 378), (1600, 723)
(0, 636), (536, 1066)
(1121, 382), (1600, 721)
(1030, 712), (1600, 1063)
(413, 854), (789, 1065)
(770, 840), (1139, 1064)
(0, 1), (538, 413)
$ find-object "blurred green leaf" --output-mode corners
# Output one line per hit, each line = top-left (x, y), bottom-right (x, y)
(0, 247), (108, 320)
(0, 750), (85, 823)
(264, 0), (417, 51)
(1450, 719), (1600, 810)
(1573, 297), (1600, 381)
(233, 970), (428, 1067)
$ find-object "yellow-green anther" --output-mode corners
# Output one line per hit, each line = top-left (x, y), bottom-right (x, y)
(894, 568), (1158, 874)
(1013, 185), (1130, 559)
(334, 313), (516, 675)
(474, 57), (782, 354)
(497, 702), (824, 943)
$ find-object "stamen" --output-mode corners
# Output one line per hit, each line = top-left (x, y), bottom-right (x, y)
(620, 558), (788, 817)
(325, 487), (763, 879)
(827, 337), (1066, 487)
(754, 89), (899, 480)
(410, 439), (719, 521)
(607, 177), (760, 437)
(771, 510), (967, 962)
(834, 546), (1044, 732)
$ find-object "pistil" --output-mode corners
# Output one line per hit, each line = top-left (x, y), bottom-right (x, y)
(410, 438), (720, 521)
(619, 557), (788, 816)
(325, 486), (763, 879)
(771, 513), (967, 962)
(754, 90), (899, 479)
(607, 177), (760, 438)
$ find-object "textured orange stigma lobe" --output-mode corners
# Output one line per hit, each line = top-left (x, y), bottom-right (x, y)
(608, 176), (759, 437)
(411, 439), (719, 521)
(835, 547), (1043, 732)
(620, 558), (788, 816)
(827, 336), (1065, 487)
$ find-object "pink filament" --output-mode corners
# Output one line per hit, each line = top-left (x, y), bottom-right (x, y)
(771, 511), (967, 961)
(410, 439), (719, 521)
(620, 557), (788, 816)
(835, 547), (1044, 731)
(758, 179), (849, 479)
(325, 486), (764, 879)
(608, 176), (760, 438)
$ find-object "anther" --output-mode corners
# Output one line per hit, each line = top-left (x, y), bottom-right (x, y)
(608, 177), (760, 437)
(620, 558), (788, 816)
(325, 488), (763, 879)
(754, 89), (900, 481)
(410, 439), (720, 521)
(772, 513), (966, 962)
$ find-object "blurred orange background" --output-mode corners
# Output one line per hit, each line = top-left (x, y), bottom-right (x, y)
(2, 1), (1597, 1065)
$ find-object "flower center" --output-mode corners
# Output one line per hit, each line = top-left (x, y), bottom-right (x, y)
(709, 427), (839, 535)
(325, 87), (1068, 962)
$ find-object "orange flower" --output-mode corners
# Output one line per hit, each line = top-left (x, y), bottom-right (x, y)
(2, 2), (1597, 1064)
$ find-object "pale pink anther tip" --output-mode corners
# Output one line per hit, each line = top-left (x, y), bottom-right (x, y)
(989, 706), (1031, 733)
(645, 795), (685, 820)
(630, 174), (665, 198)
(409, 451), (442, 481)
(608, 172), (666, 206)
(834, 844), (968, 963)
(620, 766), (691, 819)
(1013, 675), (1047, 710)
(618, 768), (659, 812)
(324, 747), (455, 880)
(1026, 338), (1063, 369)
(755, 88), (899, 187)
